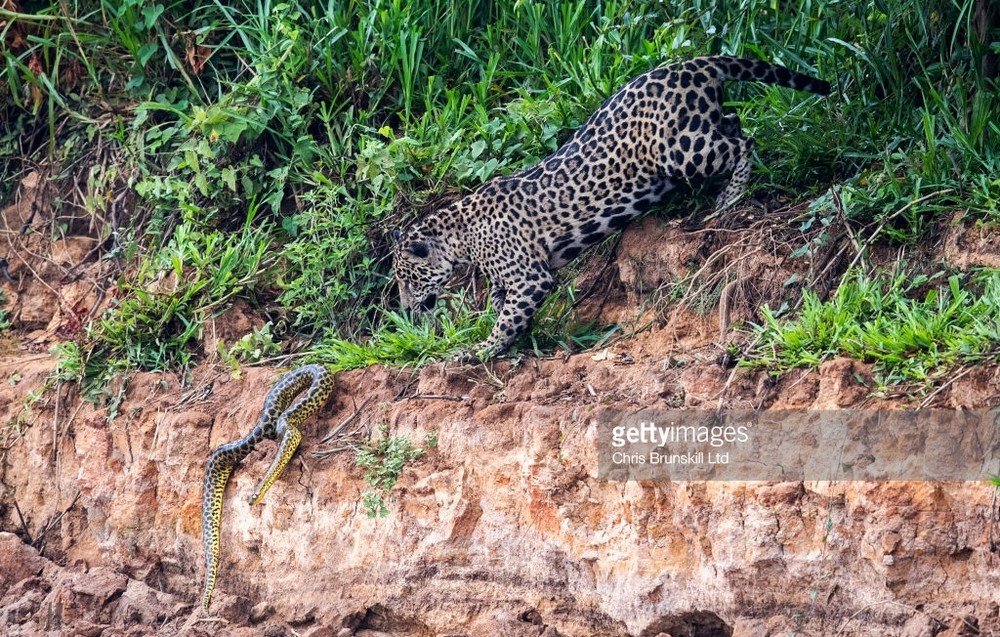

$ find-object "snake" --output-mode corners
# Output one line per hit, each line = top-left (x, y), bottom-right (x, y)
(200, 363), (335, 612)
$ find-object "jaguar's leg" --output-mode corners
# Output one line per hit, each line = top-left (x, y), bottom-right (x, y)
(713, 136), (756, 211)
(490, 286), (507, 312)
(719, 113), (742, 138)
(453, 266), (554, 362)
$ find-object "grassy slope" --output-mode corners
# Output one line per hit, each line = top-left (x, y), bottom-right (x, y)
(1, 0), (999, 396)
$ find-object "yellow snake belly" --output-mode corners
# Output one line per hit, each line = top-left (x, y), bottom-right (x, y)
(200, 363), (334, 612)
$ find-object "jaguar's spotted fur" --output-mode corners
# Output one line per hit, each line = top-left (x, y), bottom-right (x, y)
(391, 55), (829, 360)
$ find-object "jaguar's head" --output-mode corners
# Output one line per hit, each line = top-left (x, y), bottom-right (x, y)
(390, 227), (454, 316)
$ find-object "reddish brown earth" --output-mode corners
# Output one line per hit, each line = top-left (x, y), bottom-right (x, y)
(2, 174), (999, 636)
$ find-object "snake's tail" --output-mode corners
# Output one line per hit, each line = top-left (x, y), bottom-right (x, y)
(249, 423), (303, 506)
(202, 454), (235, 612)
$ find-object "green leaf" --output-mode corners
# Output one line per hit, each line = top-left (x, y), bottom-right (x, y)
(221, 166), (237, 192)
(139, 42), (160, 68)
(142, 4), (165, 30)
(214, 119), (249, 144)
(194, 172), (209, 196)
(265, 188), (283, 213)
(196, 138), (215, 159)
(183, 149), (200, 173)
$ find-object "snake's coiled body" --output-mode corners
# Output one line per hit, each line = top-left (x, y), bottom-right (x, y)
(201, 363), (334, 612)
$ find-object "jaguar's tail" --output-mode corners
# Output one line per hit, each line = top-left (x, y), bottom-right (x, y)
(683, 55), (830, 95)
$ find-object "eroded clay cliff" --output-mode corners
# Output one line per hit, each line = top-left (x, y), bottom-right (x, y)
(1, 181), (999, 636)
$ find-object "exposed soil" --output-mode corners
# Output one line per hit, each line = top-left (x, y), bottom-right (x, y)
(2, 173), (999, 636)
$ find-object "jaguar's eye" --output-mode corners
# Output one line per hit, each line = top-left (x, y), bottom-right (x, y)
(407, 242), (430, 259)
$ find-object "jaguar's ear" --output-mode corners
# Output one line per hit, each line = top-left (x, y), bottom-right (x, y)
(406, 241), (430, 259)
(391, 228), (402, 242)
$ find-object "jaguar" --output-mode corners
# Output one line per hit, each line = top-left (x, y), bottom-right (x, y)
(390, 55), (830, 360)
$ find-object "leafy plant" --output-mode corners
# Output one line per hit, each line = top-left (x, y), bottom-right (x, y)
(84, 206), (273, 384)
(226, 322), (280, 364)
(50, 341), (85, 383)
(355, 423), (427, 518)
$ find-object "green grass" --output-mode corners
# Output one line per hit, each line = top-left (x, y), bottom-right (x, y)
(312, 305), (492, 371)
(748, 268), (1000, 391)
(526, 280), (623, 356)
(1, 0), (999, 391)
(307, 280), (621, 370)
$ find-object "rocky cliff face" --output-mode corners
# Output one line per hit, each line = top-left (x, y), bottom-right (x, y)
(2, 352), (999, 637)
(2, 187), (999, 636)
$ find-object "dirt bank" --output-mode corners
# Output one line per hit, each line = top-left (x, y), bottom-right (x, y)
(2, 183), (999, 636)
